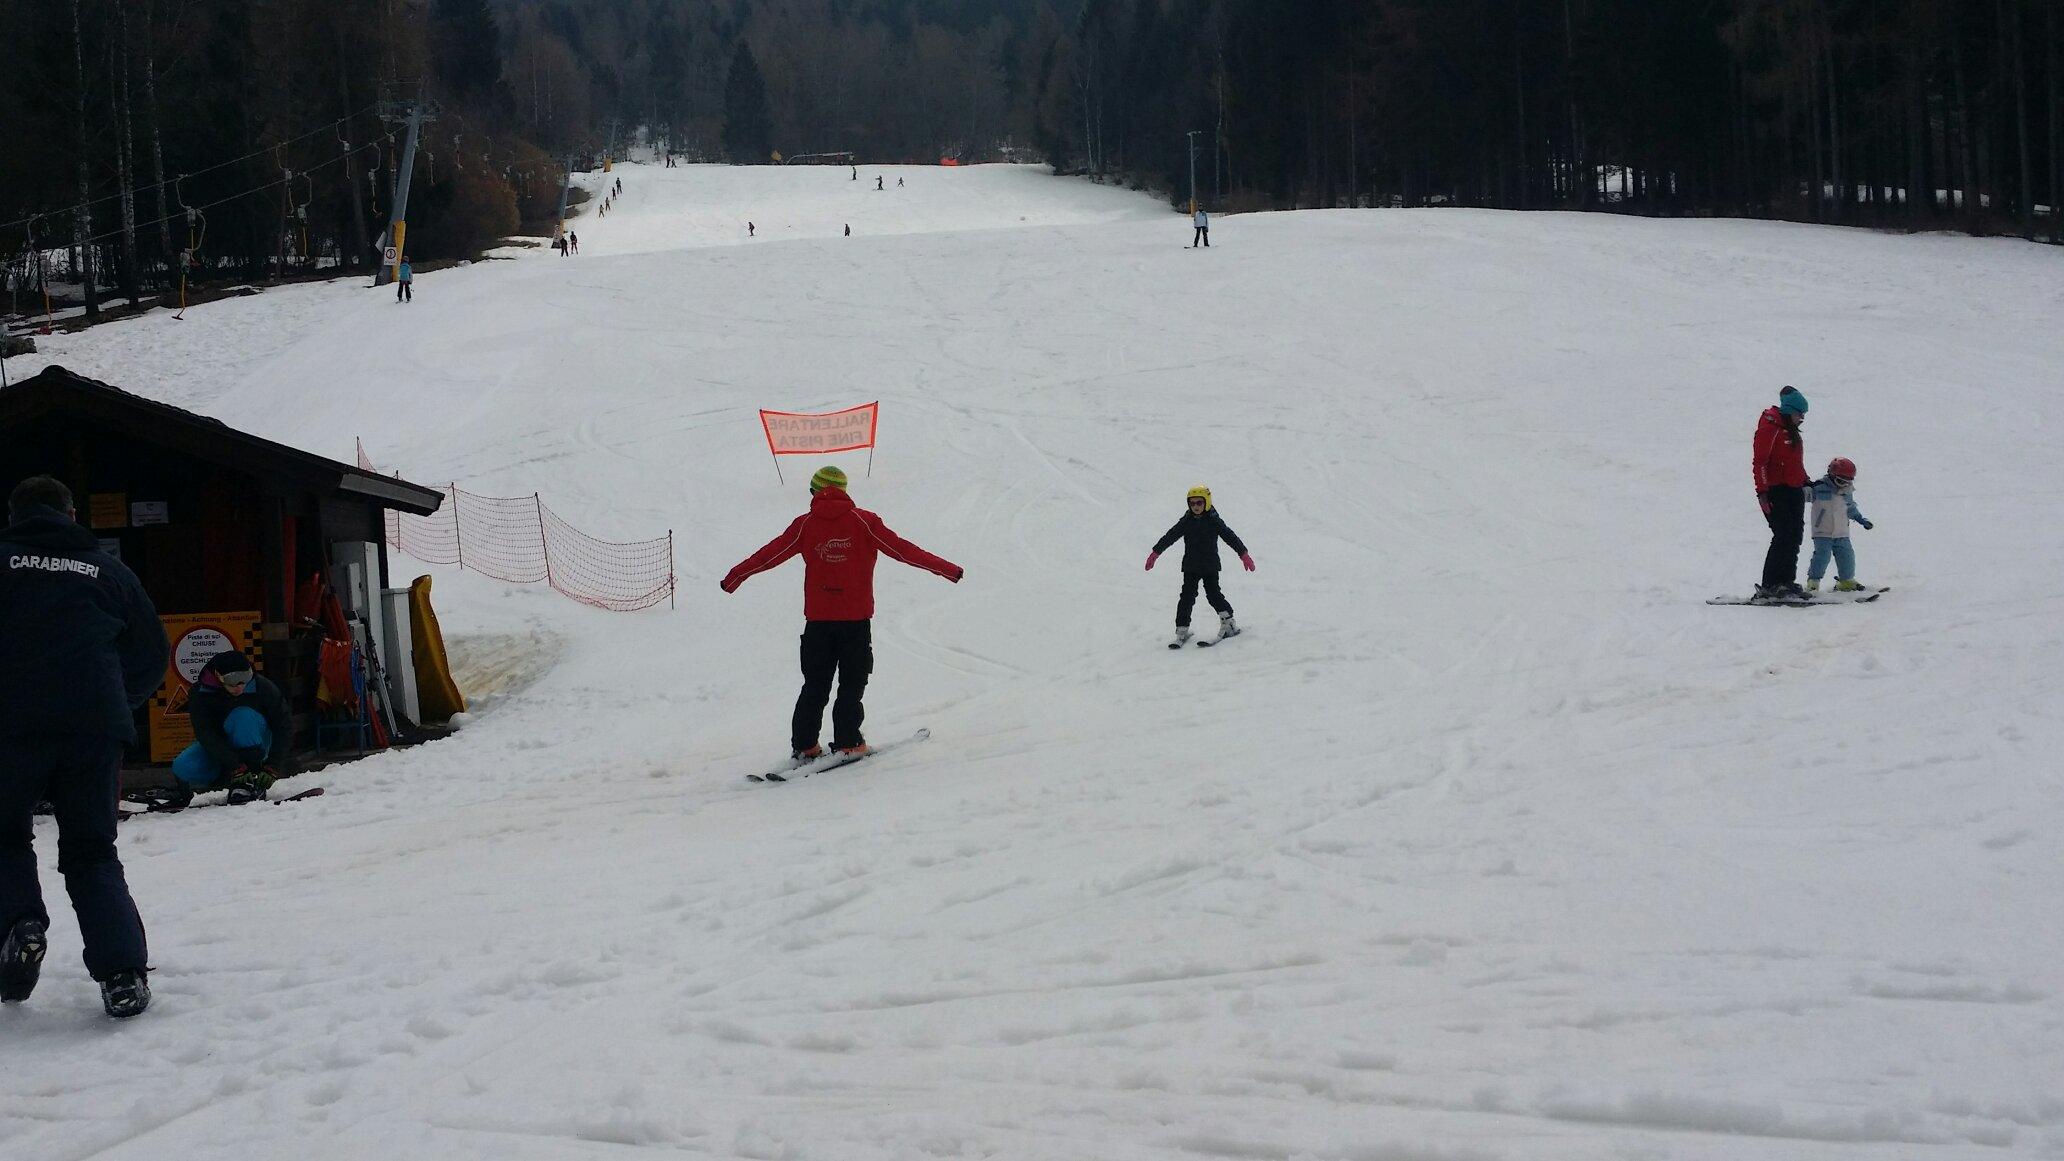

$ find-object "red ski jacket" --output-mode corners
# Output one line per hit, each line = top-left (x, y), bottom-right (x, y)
(720, 488), (962, 620)
(1751, 406), (1807, 492)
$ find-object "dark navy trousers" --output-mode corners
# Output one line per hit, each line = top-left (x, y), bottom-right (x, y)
(0, 733), (148, 981)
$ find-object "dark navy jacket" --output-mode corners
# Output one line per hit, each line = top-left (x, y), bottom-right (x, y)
(1152, 508), (1249, 575)
(0, 505), (169, 740)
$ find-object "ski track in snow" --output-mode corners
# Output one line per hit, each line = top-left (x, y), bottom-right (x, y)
(7, 161), (2064, 1160)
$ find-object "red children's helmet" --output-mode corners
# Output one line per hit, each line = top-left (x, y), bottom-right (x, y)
(1827, 457), (1857, 480)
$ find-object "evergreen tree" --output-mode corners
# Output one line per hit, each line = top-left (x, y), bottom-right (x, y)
(723, 40), (773, 163)
(432, 0), (503, 105)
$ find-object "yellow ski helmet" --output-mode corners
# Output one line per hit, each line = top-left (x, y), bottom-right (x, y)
(1185, 485), (1212, 511)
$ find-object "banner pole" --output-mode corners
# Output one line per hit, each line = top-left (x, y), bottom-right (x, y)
(867, 444), (875, 478)
(772, 453), (785, 486)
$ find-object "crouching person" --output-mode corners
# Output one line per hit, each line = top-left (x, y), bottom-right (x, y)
(169, 650), (292, 806)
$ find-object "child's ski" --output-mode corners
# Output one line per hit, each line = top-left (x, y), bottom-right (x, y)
(118, 785), (325, 818)
(1195, 626), (1242, 647)
(748, 728), (930, 783)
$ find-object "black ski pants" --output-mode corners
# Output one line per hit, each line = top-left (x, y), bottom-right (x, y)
(1192, 226), (1209, 247)
(396, 280), (412, 302)
(0, 733), (148, 982)
(1760, 484), (1806, 589)
(1176, 570), (1233, 628)
(794, 620), (872, 753)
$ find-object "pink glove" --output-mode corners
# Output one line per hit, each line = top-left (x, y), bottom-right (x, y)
(1144, 551), (1159, 571)
(1240, 553), (1256, 572)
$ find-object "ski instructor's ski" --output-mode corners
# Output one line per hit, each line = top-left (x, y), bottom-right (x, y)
(748, 728), (931, 783)
(1707, 586), (1887, 606)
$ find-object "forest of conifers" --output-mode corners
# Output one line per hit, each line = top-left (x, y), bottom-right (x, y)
(3, 0), (2057, 316)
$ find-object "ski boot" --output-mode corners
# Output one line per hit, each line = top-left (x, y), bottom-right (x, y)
(1218, 611), (1239, 638)
(100, 969), (151, 1018)
(834, 739), (870, 758)
(225, 766), (278, 806)
(1834, 578), (1866, 592)
(1, 917), (48, 1003)
(1805, 579), (1820, 592)
(1170, 625), (1193, 649)
(793, 745), (825, 763)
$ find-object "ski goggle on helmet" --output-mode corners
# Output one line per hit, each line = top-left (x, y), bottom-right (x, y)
(1186, 486), (1211, 511)
(1827, 457), (1857, 481)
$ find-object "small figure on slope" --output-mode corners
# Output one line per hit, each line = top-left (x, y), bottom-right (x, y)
(1806, 456), (1874, 592)
(720, 466), (964, 765)
(1751, 386), (1810, 602)
(1191, 207), (1210, 248)
(1147, 486), (1253, 645)
(395, 257), (413, 303)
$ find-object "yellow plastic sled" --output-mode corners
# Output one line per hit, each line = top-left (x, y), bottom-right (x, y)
(410, 575), (467, 722)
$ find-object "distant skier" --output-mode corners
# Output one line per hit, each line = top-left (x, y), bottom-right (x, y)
(897, 177), (904, 187)
(877, 175), (884, 191)
(1805, 456), (1874, 592)
(1146, 486), (1252, 645)
(851, 165), (857, 181)
(720, 465), (964, 764)
(553, 234), (568, 257)
(1751, 386), (1810, 602)
(1191, 207), (1210, 247)
(748, 222), (755, 237)
(395, 257), (412, 303)
(844, 224), (851, 237)
(569, 231), (580, 255)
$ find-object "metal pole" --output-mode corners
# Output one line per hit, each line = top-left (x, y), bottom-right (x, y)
(555, 154), (575, 239)
(376, 102), (424, 287)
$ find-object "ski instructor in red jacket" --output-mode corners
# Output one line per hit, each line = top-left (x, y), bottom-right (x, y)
(720, 465), (963, 761)
(1752, 386), (1811, 600)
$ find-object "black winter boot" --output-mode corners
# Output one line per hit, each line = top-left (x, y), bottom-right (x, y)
(100, 969), (151, 1018)
(1, 917), (48, 1003)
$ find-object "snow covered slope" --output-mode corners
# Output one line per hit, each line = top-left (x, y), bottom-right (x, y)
(7, 164), (2064, 1160)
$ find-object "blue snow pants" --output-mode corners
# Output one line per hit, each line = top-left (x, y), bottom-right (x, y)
(171, 707), (270, 787)
(1808, 536), (1856, 582)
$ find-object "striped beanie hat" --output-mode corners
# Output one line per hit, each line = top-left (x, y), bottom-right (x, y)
(810, 465), (849, 493)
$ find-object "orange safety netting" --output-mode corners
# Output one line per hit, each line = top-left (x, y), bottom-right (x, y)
(357, 440), (676, 612)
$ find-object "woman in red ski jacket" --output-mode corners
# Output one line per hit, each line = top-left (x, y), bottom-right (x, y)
(1751, 386), (1810, 598)
(720, 465), (962, 761)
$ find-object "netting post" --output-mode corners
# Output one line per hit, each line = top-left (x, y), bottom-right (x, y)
(534, 493), (553, 589)
(450, 485), (464, 570)
(667, 529), (676, 610)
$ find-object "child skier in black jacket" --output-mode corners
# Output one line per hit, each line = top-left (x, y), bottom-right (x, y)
(1146, 486), (1255, 646)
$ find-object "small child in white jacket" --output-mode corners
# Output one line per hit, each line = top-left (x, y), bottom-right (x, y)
(1806, 456), (1873, 591)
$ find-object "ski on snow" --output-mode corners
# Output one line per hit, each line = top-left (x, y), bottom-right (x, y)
(1707, 586), (1888, 607)
(118, 785), (326, 818)
(748, 727), (931, 783)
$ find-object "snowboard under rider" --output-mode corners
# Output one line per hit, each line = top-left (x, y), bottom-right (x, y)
(720, 465), (964, 764)
(1751, 386), (1810, 601)
(1146, 486), (1253, 644)
(1805, 457), (1873, 592)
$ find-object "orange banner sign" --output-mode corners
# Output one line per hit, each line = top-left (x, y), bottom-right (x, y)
(759, 403), (879, 456)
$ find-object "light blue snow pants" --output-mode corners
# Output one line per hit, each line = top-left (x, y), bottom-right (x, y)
(1808, 536), (1856, 582)
(171, 706), (270, 786)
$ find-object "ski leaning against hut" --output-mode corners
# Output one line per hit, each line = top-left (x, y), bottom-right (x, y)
(1147, 486), (1253, 647)
(720, 466), (963, 776)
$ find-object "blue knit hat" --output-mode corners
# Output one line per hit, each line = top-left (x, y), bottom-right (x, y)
(1778, 386), (1809, 415)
